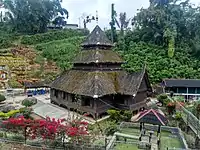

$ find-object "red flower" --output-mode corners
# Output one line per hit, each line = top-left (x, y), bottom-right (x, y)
(80, 121), (88, 125)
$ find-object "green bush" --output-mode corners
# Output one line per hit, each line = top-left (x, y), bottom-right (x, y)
(0, 132), (4, 138)
(157, 93), (170, 106)
(157, 93), (168, 101)
(21, 29), (87, 45)
(175, 112), (182, 121)
(107, 109), (132, 122)
(8, 79), (22, 88)
(21, 100), (34, 107)
(104, 121), (118, 136)
(122, 110), (132, 122)
(107, 109), (120, 121)
(0, 109), (20, 119)
(0, 94), (6, 102)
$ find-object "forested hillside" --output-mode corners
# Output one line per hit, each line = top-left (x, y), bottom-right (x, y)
(113, 0), (200, 84)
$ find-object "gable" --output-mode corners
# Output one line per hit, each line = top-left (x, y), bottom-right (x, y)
(139, 71), (152, 91)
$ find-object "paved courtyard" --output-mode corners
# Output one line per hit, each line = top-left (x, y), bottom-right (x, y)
(4, 94), (96, 124)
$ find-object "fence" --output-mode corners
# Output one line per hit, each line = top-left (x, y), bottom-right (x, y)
(169, 96), (200, 139)
(176, 102), (200, 138)
(0, 128), (107, 150)
(118, 122), (188, 150)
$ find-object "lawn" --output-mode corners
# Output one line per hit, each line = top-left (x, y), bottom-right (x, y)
(160, 131), (184, 150)
(119, 127), (140, 136)
(114, 143), (140, 150)
(117, 128), (184, 150)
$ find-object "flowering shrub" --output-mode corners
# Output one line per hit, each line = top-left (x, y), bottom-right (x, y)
(2, 116), (89, 142)
(167, 102), (176, 115)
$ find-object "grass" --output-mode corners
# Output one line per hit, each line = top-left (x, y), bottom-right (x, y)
(114, 143), (140, 150)
(160, 131), (184, 150)
(117, 127), (184, 150)
(119, 127), (140, 136)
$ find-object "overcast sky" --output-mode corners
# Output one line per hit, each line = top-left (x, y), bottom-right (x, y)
(62, 0), (200, 30)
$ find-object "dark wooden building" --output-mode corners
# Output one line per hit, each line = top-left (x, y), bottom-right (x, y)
(163, 79), (200, 101)
(50, 25), (152, 118)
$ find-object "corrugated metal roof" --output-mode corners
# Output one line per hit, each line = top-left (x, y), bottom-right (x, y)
(164, 79), (200, 87)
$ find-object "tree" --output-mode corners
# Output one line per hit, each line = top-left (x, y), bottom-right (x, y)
(149, 0), (169, 6)
(127, 0), (200, 58)
(52, 16), (66, 27)
(115, 12), (131, 36)
(3, 0), (68, 34)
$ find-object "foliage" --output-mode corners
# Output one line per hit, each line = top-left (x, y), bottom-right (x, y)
(107, 109), (132, 122)
(120, 42), (200, 84)
(3, 0), (68, 34)
(174, 96), (185, 102)
(167, 102), (176, 115)
(0, 94), (6, 102)
(196, 103), (200, 119)
(157, 94), (170, 106)
(21, 99), (35, 107)
(0, 23), (18, 48)
(19, 107), (32, 119)
(107, 109), (120, 121)
(175, 112), (182, 121)
(0, 109), (20, 119)
(105, 29), (118, 43)
(0, 36), (13, 49)
(35, 36), (84, 70)
(21, 29), (86, 45)
(8, 79), (22, 88)
(104, 121), (118, 136)
(114, 0), (200, 84)
(131, 0), (200, 49)
(2, 116), (89, 142)
(115, 12), (131, 36)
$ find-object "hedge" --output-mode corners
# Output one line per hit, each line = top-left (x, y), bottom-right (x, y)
(0, 109), (20, 119)
(21, 29), (88, 45)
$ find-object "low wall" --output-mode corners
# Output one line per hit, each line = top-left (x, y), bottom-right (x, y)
(118, 122), (188, 150)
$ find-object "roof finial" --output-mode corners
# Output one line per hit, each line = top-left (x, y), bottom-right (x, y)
(96, 10), (98, 24)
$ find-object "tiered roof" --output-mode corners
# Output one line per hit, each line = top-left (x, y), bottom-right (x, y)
(51, 25), (149, 98)
(81, 25), (113, 47)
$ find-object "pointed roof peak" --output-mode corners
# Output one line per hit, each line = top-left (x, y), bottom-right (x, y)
(81, 25), (113, 47)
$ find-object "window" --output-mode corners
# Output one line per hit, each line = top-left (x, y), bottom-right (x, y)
(54, 90), (58, 98)
(72, 95), (75, 102)
(63, 92), (66, 99)
(188, 88), (196, 94)
(177, 87), (187, 93)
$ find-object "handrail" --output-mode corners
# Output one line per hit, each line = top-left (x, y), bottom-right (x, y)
(169, 96), (200, 138)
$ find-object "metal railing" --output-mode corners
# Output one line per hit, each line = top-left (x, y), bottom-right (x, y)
(169, 97), (200, 138)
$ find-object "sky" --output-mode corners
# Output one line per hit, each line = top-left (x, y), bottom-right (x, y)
(62, 0), (200, 30)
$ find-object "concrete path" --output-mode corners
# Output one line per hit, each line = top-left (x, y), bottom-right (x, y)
(4, 94), (96, 124)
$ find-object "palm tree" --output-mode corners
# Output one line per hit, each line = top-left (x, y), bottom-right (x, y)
(115, 12), (131, 36)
